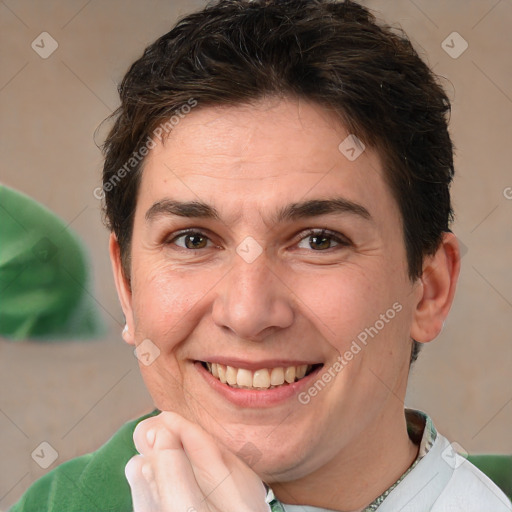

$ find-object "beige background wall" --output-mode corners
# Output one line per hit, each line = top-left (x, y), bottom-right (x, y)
(1, 0), (511, 507)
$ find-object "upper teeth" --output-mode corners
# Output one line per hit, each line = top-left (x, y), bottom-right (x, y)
(206, 363), (310, 389)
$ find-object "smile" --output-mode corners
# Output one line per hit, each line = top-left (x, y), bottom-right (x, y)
(200, 361), (321, 390)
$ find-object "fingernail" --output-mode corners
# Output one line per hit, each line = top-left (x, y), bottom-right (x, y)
(142, 462), (153, 480)
(146, 428), (156, 447)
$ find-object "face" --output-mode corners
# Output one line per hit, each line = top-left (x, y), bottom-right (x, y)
(112, 97), (424, 480)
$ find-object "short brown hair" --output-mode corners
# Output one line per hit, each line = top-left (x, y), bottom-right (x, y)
(101, 0), (455, 364)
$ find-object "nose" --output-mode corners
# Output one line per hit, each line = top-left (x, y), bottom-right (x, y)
(211, 247), (294, 342)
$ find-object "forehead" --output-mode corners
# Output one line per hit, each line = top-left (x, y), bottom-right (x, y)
(137, 97), (398, 226)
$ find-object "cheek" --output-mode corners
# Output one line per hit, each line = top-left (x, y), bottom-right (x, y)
(130, 259), (208, 338)
(291, 266), (391, 352)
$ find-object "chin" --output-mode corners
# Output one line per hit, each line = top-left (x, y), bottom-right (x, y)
(226, 433), (316, 481)
(256, 455), (316, 483)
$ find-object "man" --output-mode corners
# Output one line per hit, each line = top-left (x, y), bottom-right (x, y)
(10, 0), (512, 510)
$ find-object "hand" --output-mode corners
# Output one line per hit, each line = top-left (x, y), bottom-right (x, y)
(125, 411), (271, 512)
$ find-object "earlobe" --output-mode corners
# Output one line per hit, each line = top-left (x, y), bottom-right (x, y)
(122, 324), (131, 344)
(109, 233), (136, 346)
(410, 232), (461, 344)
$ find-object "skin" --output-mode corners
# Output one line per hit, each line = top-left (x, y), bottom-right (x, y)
(110, 96), (460, 511)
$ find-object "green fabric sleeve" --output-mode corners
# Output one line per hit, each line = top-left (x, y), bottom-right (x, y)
(9, 410), (160, 512)
(0, 184), (104, 340)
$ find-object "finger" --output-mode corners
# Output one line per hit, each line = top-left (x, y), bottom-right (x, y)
(133, 413), (183, 455)
(159, 414), (268, 512)
(135, 413), (232, 501)
(129, 449), (213, 512)
(149, 448), (210, 511)
(125, 455), (158, 512)
(134, 412), (269, 512)
(141, 413), (232, 483)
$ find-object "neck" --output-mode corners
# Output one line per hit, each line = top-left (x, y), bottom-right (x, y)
(270, 406), (420, 511)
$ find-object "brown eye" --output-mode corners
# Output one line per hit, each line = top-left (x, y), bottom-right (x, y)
(169, 231), (211, 250)
(297, 229), (350, 251)
(308, 234), (332, 250)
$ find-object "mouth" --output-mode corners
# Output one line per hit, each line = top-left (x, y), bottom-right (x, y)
(199, 361), (323, 390)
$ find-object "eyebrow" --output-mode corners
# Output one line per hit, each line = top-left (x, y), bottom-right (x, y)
(145, 197), (372, 224)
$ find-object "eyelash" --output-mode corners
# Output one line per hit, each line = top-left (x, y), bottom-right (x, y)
(166, 228), (351, 252)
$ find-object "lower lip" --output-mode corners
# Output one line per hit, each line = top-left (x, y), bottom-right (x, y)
(195, 361), (323, 408)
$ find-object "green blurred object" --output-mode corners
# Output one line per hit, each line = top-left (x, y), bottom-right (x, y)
(0, 184), (105, 340)
(467, 454), (512, 500)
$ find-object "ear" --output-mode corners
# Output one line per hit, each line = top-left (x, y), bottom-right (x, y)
(109, 233), (136, 346)
(410, 232), (461, 343)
